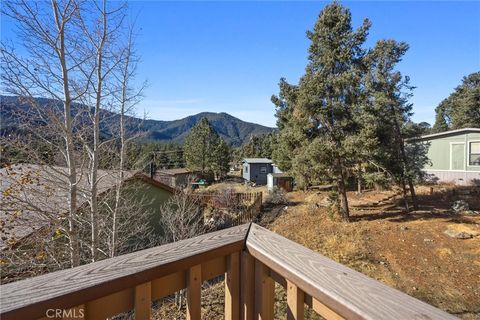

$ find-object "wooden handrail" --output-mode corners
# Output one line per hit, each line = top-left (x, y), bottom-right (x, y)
(0, 224), (249, 320)
(0, 223), (457, 320)
(246, 223), (456, 320)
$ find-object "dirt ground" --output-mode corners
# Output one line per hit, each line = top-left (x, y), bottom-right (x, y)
(153, 184), (480, 319)
(267, 185), (480, 319)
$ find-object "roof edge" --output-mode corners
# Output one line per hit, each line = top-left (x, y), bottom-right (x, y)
(417, 127), (480, 140)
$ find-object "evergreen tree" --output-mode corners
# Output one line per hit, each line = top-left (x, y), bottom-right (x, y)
(432, 102), (449, 133)
(237, 132), (278, 160)
(211, 139), (231, 180)
(271, 79), (309, 176)
(364, 40), (430, 211)
(294, 2), (371, 220)
(183, 117), (230, 177)
(433, 71), (480, 131)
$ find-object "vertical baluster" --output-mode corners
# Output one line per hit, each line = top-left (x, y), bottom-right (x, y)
(286, 280), (304, 320)
(187, 264), (202, 320)
(135, 282), (151, 320)
(241, 252), (255, 320)
(254, 260), (274, 320)
(225, 252), (240, 320)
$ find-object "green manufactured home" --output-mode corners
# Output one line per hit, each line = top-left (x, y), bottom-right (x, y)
(417, 128), (480, 185)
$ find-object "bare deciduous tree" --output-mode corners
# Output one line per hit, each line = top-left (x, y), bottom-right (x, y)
(1, 0), (151, 281)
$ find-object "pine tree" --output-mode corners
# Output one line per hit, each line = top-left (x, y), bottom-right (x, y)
(433, 71), (480, 131)
(271, 79), (309, 176)
(364, 40), (430, 211)
(432, 102), (449, 133)
(183, 117), (230, 177)
(211, 139), (231, 180)
(295, 2), (371, 220)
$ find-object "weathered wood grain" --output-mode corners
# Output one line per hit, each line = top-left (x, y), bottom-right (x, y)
(254, 260), (274, 320)
(134, 282), (151, 320)
(246, 224), (457, 320)
(84, 288), (133, 320)
(0, 223), (249, 320)
(287, 279), (304, 320)
(240, 252), (255, 320)
(187, 264), (202, 320)
(225, 252), (240, 320)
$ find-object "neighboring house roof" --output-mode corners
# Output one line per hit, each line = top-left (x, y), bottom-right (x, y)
(0, 164), (172, 249)
(155, 168), (192, 176)
(416, 128), (480, 141)
(134, 174), (177, 193)
(242, 158), (273, 164)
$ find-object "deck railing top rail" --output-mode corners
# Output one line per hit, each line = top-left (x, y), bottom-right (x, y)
(0, 224), (249, 320)
(0, 223), (457, 320)
(247, 224), (455, 320)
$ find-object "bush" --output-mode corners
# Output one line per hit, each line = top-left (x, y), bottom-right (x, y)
(265, 188), (288, 205)
(363, 172), (391, 190)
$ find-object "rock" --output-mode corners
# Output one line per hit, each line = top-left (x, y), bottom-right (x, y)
(444, 229), (474, 239)
(423, 238), (434, 242)
(400, 225), (408, 231)
(451, 200), (470, 213)
(410, 210), (433, 215)
(444, 224), (480, 239)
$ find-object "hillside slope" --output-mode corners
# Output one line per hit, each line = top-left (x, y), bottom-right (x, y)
(0, 95), (274, 146)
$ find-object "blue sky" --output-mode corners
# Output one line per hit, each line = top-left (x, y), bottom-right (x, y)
(2, 1), (479, 127)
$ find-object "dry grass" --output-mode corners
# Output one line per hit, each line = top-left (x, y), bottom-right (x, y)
(269, 186), (480, 319)
(152, 185), (480, 319)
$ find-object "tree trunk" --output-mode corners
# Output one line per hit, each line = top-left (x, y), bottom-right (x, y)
(407, 178), (418, 210)
(52, 0), (80, 266)
(89, 0), (107, 262)
(400, 176), (410, 213)
(336, 159), (350, 221)
(390, 105), (418, 211)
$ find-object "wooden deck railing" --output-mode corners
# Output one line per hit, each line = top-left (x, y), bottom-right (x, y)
(0, 223), (457, 320)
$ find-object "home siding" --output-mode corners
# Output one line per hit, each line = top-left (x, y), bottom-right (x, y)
(242, 163), (251, 181)
(245, 163), (273, 185)
(425, 133), (480, 172)
(466, 132), (480, 172)
(423, 131), (480, 185)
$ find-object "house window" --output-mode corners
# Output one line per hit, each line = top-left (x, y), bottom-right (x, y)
(245, 165), (248, 174)
(260, 166), (267, 173)
(470, 142), (480, 166)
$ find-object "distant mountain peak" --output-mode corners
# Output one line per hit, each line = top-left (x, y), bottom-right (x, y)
(0, 95), (275, 146)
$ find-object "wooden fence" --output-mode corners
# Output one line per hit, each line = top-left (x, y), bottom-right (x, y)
(191, 192), (263, 226)
(0, 223), (456, 320)
(233, 193), (262, 226)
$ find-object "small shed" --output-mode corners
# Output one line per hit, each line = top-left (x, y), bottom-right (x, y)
(267, 173), (294, 192)
(242, 158), (273, 185)
(152, 168), (197, 189)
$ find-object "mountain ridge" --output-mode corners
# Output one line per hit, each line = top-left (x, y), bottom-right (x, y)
(0, 95), (275, 146)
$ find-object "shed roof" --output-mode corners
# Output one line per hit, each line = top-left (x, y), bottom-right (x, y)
(242, 158), (273, 164)
(416, 128), (480, 141)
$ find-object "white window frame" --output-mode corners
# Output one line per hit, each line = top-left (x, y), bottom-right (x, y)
(449, 142), (466, 171)
(467, 140), (480, 167)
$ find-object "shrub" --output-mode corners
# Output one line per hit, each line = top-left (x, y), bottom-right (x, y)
(265, 188), (288, 205)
